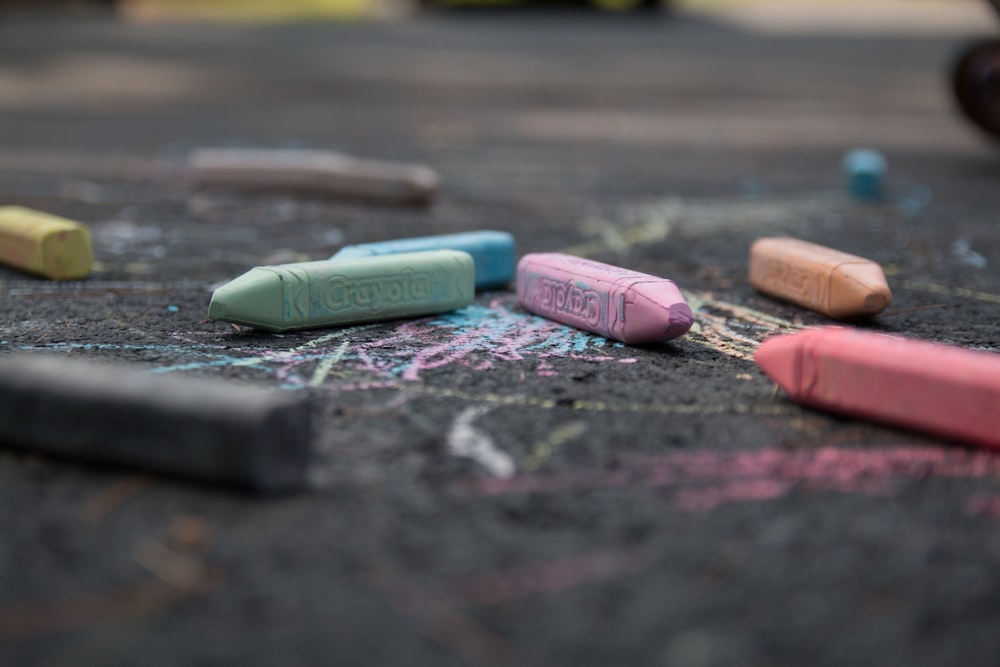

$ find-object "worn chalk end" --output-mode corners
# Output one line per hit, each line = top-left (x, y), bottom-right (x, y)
(40, 227), (93, 280)
(207, 294), (228, 321)
(829, 262), (892, 319)
(754, 333), (803, 396)
(208, 268), (286, 332)
(666, 302), (696, 339)
(0, 206), (93, 280)
(623, 281), (694, 344)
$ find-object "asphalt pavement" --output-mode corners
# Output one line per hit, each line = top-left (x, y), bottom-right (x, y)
(2, 9), (1000, 666)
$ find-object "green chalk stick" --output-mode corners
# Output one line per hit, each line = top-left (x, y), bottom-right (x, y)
(208, 250), (474, 333)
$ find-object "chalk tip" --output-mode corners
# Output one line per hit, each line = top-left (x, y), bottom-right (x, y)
(830, 262), (892, 318)
(627, 282), (694, 343)
(207, 295), (228, 321)
(862, 292), (891, 314)
(665, 302), (695, 339)
(207, 268), (284, 331)
(754, 333), (803, 395)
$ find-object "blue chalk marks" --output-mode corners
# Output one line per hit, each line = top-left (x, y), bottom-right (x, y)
(16, 296), (628, 390)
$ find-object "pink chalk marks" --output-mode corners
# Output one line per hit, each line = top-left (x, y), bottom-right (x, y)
(673, 479), (791, 511)
(338, 296), (623, 384)
(965, 494), (1000, 518)
(457, 445), (1000, 512)
(141, 296), (623, 388)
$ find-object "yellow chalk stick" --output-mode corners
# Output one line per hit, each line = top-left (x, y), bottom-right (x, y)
(0, 206), (93, 280)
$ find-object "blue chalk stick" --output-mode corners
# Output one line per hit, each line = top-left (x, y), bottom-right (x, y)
(331, 230), (516, 290)
(842, 148), (887, 201)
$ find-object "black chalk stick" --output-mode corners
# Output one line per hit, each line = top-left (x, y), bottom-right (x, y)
(0, 355), (310, 493)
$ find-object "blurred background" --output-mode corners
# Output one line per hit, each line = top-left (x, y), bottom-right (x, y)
(4, 3), (1000, 667)
(0, 0), (993, 27)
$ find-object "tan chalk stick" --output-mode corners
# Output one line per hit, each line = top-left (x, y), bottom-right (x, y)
(189, 148), (439, 205)
(0, 206), (93, 280)
(749, 237), (891, 319)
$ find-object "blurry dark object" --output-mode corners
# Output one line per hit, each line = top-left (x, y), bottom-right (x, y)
(419, 0), (666, 12)
(0, 0), (117, 12)
(952, 1), (1000, 140)
(953, 40), (1000, 141)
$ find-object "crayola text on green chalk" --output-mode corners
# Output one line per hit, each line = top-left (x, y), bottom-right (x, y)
(208, 249), (475, 332)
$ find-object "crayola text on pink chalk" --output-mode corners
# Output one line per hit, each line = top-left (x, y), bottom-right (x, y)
(517, 253), (693, 345)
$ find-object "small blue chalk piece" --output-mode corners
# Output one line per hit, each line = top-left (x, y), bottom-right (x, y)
(331, 230), (516, 291)
(167, 305), (179, 313)
(842, 148), (887, 201)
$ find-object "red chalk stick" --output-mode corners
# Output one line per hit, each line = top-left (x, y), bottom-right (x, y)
(755, 327), (1000, 448)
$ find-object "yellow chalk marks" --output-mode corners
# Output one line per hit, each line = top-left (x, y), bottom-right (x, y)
(414, 386), (560, 409)
(902, 281), (951, 296)
(681, 289), (801, 362)
(309, 340), (351, 387)
(299, 326), (375, 351)
(949, 287), (1000, 303)
(555, 196), (809, 362)
(566, 397), (785, 416)
(902, 280), (1000, 305)
(230, 325), (373, 370)
(559, 215), (673, 258)
(121, 0), (370, 22)
(684, 326), (757, 362)
(883, 263), (903, 276)
(570, 398), (712, 414)
(522, 421), (587, 472)
(405, 385), (790, 417)
(560, 193), (844, 261)
(686, 290), (800, 331)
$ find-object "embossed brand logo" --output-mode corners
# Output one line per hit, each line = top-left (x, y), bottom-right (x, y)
(537, 277), (602, 327)
(762, 259), (819, 304)
(323, 268), (440, 312)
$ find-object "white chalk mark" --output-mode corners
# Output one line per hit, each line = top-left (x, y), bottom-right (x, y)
(952, 238), (988, 269)
(446, 406), (514, 478)
(309, 340), (350, 387)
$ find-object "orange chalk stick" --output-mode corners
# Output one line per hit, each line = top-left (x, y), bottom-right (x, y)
(0, 206), (92, 280)
(749, 237), (891, 319)
(755, 327), (1000, 449)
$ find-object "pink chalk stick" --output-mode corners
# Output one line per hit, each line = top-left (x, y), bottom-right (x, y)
(755, 327), (1000, 449)
(516, 253), (693, 344)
